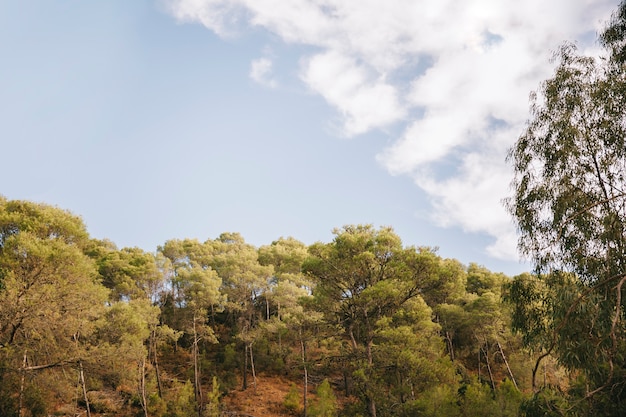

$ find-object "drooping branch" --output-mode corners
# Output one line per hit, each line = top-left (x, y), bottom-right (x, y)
(530, 271), (626, 392)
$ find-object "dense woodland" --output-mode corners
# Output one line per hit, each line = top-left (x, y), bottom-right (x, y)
(0, 196), (536, 417)
(8, 1), (626, 416)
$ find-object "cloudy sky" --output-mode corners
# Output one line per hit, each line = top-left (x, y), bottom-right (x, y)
(0, 0), (619, 275)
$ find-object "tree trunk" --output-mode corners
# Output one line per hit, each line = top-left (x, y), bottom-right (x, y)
(151, 329), (163, 398)
(496, 340), (519, 390)
(477, 347), (481, 380)
(481, 343), (496, 391)
(300, 332), (308, 417)
(445, 331), (455, 361)
(249, 342), (257, 394)
(193, 315), (203, 417)
(79, 360), (91, 417)
(140, 357), (149, 417)
(366, 339), (376, 417)
(367, 397), (377, 417)
(18, 352), (26, 417)
(242, 344), (248, 391)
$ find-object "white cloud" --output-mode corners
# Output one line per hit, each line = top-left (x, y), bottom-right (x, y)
(250, 57), (277, 88)
(164, 0), (619, 261)
(301, 51), (406, 135)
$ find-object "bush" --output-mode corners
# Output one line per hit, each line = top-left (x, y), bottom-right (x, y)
(283, 383), (301, 414)
(309, 379), (337, 417)
(24, 385), (47, 417)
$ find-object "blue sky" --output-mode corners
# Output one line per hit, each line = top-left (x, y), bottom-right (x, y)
(0, 0), (619, 275)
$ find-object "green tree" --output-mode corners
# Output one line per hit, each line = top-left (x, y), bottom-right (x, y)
(201, 233), (272, 391)
(159, 239), (223, 416)
(304, 225), (444, 417)
(308, 379), (337, 417)
(460, 379), (499, 417)
(0, 198), (108, 415)
(89, 242), (163, 302)
(506, 3), (626, 412)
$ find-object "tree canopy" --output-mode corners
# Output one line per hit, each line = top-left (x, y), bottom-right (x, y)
(505, 1), (626, 413)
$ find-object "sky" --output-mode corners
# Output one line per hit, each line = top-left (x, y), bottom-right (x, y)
(0, 0), (619, 275)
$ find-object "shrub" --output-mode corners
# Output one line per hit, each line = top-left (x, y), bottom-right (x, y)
(309, 379), (337, 417)
(283, 383), (301, 414)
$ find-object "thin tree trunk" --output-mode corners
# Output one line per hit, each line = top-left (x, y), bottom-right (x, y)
(249, 343), (257, 394)
(140, 357), (149, 417)
(445, 331), (455, 361)
(19, 352), (26, 417)
(477, 347), (481, 380)
(481, 344), (496, 391)
(300, 332), (308, 417)
(242, 344), (248, 390)
(367, 397), (377, 417)
(366, 338), (376, 417)
(496, 340), (519, 390)
(193, 315), (203, 417)
(278, 301), (283, 354)
(151, 329), (163, 398)
(79, 360), (91, 417)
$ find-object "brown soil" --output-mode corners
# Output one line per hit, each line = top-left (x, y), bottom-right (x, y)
(220, 374), (299, 417)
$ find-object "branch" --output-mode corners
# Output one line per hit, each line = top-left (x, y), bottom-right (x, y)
(531, 271), (626, 392)
(581, 274), (626, 400)
(557, 192), (626, 240)
(22, 359), (79, 371)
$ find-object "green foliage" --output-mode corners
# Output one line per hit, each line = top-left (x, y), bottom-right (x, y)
(167, 379), (197, 417)
(221, 343), (238, 370)
(460, 379), (499, 417)
(0, 198), (542, 416)
(283, 383), (301, 414)
(305, 225), (443, 415)
(309, 379), (337, 417)
(411, 384), (460, 417)
(520, 388), (569, 417)
(23, 384), (47, 417)
(204, 376), (221, 417)
(497, 379), (523, 417)
(506, 2), (626, 411)
(90, 243), (163, 302)
(466, 263), (505, 297)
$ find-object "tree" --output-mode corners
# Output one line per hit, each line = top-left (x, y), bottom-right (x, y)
(159, 239), (223, 416)
(202, 233), (272, 391)
(304, 225), (444, 417)
(89, 243), (163, 302)
(308, 379), (337, 417)
(506, 3), (626, 411)
(0, 198), (108, 415)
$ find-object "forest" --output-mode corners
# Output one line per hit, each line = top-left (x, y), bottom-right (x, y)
(6, 1), (626, 416)
(0, 197), (542, 417)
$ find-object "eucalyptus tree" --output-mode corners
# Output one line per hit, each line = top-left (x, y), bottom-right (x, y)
(506, 2), (626, 412)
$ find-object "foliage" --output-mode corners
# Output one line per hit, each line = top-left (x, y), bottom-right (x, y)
(204, 376), (221, 417)
(0, 197), (539, 416)
(506, 1), (626, 412)
(459, 379), (498, 417)
(283, 382), (301, 414)
(309, 379), (338, 417)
